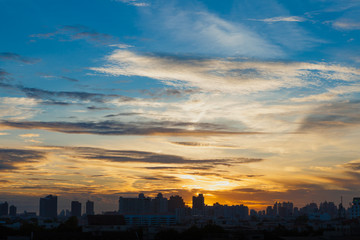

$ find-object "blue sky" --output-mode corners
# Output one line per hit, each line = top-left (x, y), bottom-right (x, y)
(1, 0), (360, 213)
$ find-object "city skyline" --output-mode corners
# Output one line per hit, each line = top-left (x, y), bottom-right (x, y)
(0, 192), (353, 216)
(1, 0), (360, 213)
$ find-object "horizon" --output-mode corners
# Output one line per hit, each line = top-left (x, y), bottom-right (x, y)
(0, 191), (352, 215)
(1, 0), (360, 215)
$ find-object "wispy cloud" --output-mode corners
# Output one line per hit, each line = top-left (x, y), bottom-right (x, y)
(249, 16), (306, 23)
(30, 25), (118, 45)
(115, 0), (149, 7)
(0, 69), (11, 82)
(0, 52), (40, 64)
(92, 49), (360, 94)
(291, 84), (360, 102)
(333, 20), (360, 30)
(142, 3), (283, 58)
(0, 120), (261, 136)
(299, 101), (360, 132)
(19, 133), (40, 138)
(0, 97), (40, 120)
(0, 148), (46, 171)
(55, 146), (263, 165)
(19, 86), (133, 104)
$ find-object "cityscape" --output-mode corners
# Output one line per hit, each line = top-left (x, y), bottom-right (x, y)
(1, 193), (360, 239)
(2, 0), (360, 239)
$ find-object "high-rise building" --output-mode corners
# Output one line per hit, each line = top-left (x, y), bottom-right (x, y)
(168, 195), (185, 213)
(39, 195), (57, 218)
(192, 194), (205, 210)
(351, 197), (360, 219)
(119, 193), (152, 214)
(9, 205), (16, 216)
(86, 200), (94, 215)
(0, 201), (8, 216)
(71, 201), (82, 217)
(152, 193), (168, 213)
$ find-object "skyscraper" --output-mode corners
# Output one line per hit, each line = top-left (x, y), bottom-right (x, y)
(9, 205), (16, 216)
(168, 195), (185, 213)
(71, 201), (82, 217)
(192, 194), (205, 210)
(40, 195), (57, 218)
(86, 200), (94, 215)
(152, 193), (168, 213)
(0, 202), (8, 216)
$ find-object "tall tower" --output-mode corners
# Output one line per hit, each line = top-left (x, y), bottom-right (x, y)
(9, 205), (17, 216)
(0, 202), (8, 216)
(71, 201), (82, 217)
(86, 200), (94, 215)
(39, 195), (57, 218)
(192, 194), (205, 210)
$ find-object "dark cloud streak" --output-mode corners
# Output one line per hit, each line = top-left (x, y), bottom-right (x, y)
(0, 149), (46, 171)
(0, 52), (40, 64)
(0, 120), (261, 136)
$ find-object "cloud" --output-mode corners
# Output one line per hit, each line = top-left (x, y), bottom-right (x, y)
(291, 84), (360, 103)
(19, 133), (42, 144)
(299, 101), (360, 132)
(42, 146), (263, 166)
(92, 49), (360, 94)
(116, 0), (149, 7)
(0, 52), (40, 64)
(104, 112), (141, 118)
(0, 69), (11, 82)
(40, 74), (79, 82)
(19, 86), (133, 103)
(0, 148), (46, 171)
(341, 160), (360, 170)
(60, 76), (79, 82)
(87, 106), (112, 111)
(19, 133), (40, 138)
(250, 16), (306, 23)
(142, 5), (282, 58)
(30, 25), (118, 45)
(171, 142), (236, 148)
(0, 120), (261, 136)
(333, 20), (360, 30)
(0, 97), (40, 120)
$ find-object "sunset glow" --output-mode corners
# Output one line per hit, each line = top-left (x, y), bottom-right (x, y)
(1, 0), (360, 214)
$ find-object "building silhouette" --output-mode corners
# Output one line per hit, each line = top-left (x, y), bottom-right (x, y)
(0, 201), (8, 216)
(9, 205), (16, 216)
(119, 193), (152, 214)
(39, 195), (57, 218)
(168, 195), (185, 213)
(71, 201), (82, 217)
(86, 200), (94, 215)
(192, 194), (205, 210)
(152, 193), (168, 213)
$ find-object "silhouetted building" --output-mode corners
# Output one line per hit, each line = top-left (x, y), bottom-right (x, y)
(71, 201), (82, 217)
(351, 197), (360, 219)
(168, 195), (185, 213)
(152, 193), (168, 213)
(319, 201), (337, 219)
(118, 193), (152, 214)
(9, 205), (16, 216)
(279, 202), (293, 218)
(0, 201), (8, 216)
(192, 194), (205, 210)
(39, 195), (57, 218)
(300, 202), (318, 216)
(86, 200), (94, 215)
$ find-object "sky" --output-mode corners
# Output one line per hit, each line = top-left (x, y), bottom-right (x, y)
(1, 0), (360, 214)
